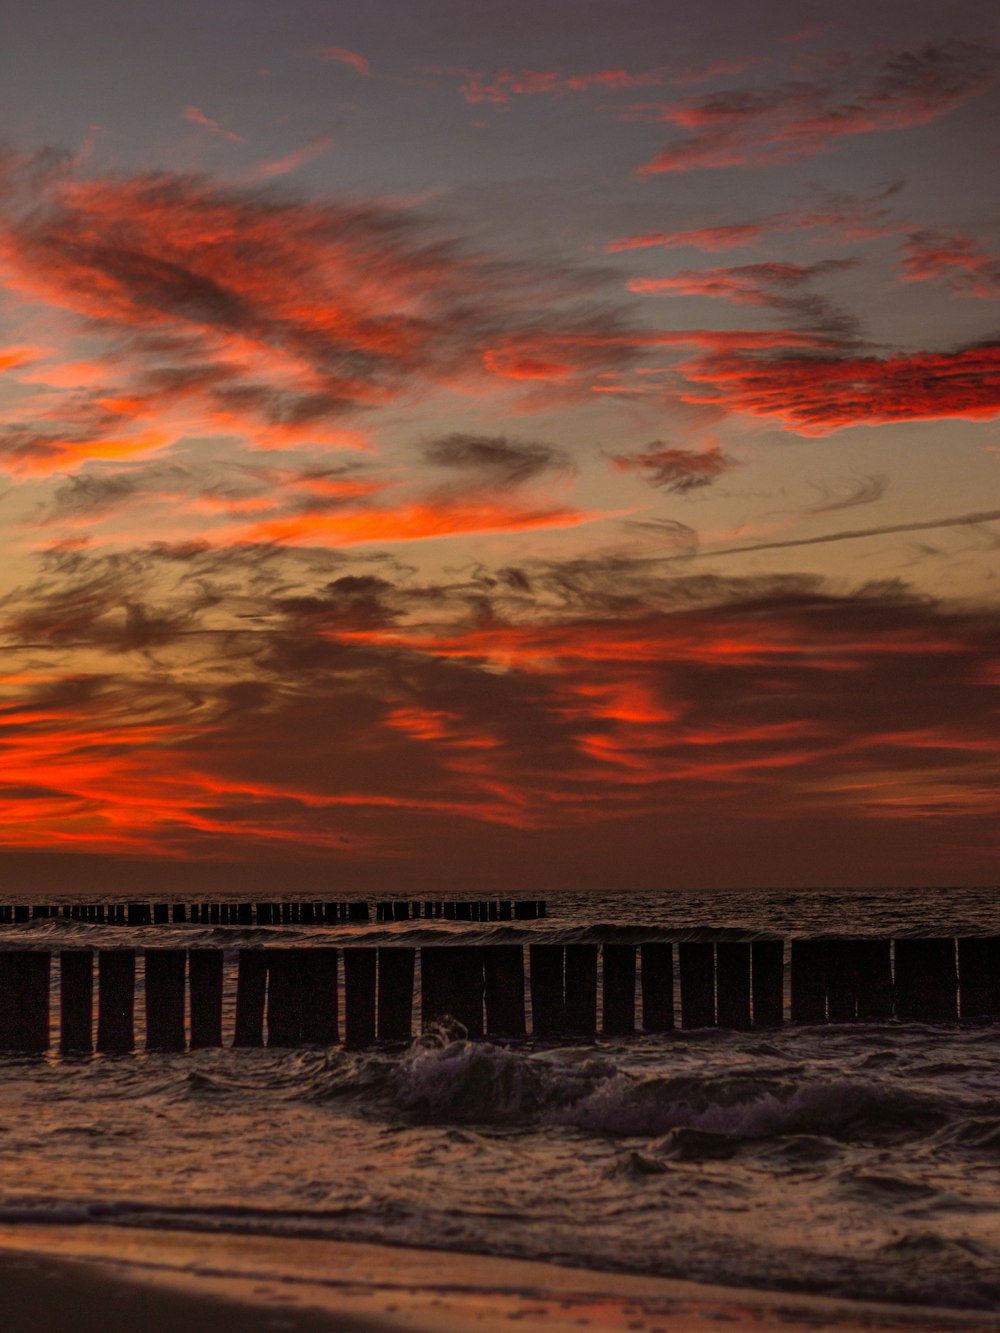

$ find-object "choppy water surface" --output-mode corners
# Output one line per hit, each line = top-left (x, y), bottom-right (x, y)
(1, 885), (999, 1312)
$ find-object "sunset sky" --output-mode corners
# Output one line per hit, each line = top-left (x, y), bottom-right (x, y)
(1, 0), (999, 893)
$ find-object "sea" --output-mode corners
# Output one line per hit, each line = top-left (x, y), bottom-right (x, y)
(1, 884), (999, 1314)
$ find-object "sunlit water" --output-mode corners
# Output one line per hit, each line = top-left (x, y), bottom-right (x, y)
(1, 885), (999, 1312)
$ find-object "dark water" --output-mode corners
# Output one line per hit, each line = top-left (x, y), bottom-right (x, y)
(1, 885), (999, 1312)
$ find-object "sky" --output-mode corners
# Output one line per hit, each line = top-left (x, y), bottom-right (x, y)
(0, 0), (999, 894)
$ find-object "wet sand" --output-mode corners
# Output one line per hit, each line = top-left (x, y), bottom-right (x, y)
(0, 1225), (997, 1333)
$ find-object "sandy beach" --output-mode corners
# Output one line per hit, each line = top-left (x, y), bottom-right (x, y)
(0, 1225), (997, 1333)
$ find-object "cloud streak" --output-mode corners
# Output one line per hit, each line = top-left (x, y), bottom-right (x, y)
(632, 44), (996, 173)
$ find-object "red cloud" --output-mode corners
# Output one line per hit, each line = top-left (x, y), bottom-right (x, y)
(675, 340), (1000, 434)
(315, 45), (370, 76)
(428, 65), (662, 105)
(628, 260), (854, 304)
(632, 43), (995, 173)
(899, 229), (1000, 296)
(0, 156), (652, 473)
(608, 224), (765, 253)
(182, 106), (244, 142)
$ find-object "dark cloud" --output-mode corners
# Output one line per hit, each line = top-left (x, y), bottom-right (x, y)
(421, 432), (570, 486)
(609, 442), (735, 493)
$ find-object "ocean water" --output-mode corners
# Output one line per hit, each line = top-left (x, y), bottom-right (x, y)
(1, 885), (999, 1313)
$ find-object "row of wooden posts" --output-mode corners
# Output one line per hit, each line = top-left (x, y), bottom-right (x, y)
(0, 937), (996, 1054)
(0, 900), (547, 926)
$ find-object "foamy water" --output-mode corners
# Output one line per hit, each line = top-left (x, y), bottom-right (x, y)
(2, 885), (999, 1312)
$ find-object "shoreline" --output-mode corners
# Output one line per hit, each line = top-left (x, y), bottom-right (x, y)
(0, 1224), (997, 1332)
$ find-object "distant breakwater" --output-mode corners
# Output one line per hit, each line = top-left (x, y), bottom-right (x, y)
(0, 899), (546, 926)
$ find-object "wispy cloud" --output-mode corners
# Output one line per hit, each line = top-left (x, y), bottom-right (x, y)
(315, 45), (371, 77)
(631, 44), (996, 173)
(182, 106), (245, 142)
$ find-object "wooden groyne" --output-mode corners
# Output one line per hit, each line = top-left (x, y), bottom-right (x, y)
(0, 900), (546, 926)
(0, 936), (996, 1053)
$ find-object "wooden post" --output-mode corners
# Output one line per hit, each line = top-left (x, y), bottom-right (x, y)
(564, 944), (598, 1035)
(344, 948), (376, 1047)
(958, 937), (1000, 1018)
(189, 948), (223, 1048)
(392, 902), (409, 922)
(0, 952), (50, 1052)
(377, 948), (414, 1041)
(790, 940), (827, 1023)
(301, 948), (340, 1045)
(678, 942), (715, 1028)
(443, 902), (456, 920)
(894, 938), (958, 1021)
(484, 945), (526, 1036)
(267, 949), (304, 1046)
(232, 950), (268, 1047)
(853, 938), (893, 1019)
(153, 904), (169, 925)
(97, 949), (135, 1053)
(529, 944), (564, 1036)
(716, 942), (752, 1029)
(498, 901), (512, 921)
(641, 943), (673, 1032)
(825, 939), (859, 1022)
(751, 940), (784, 1027)
(60, 950), (93, 1054)
(172, 904), (187, 924)
(144, 949), (186, 1051)
(347, 903), (369, 922)
(421, 946), (484, 1037)
(602, 944), (636, 1035)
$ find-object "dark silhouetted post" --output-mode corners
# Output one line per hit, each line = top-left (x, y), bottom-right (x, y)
(145, 949), (186, 1051)
(233, 950), (268, 1047)
(484, 945), (526, 1036)
(499, 901), (512, 921)
(894, 938), (958, 1021)
(529, 944), (564, 1036)
(853, 938), (893, 1019)
(716, 942), (752, 1029)
(189, 948), (223, 1048)
(751, 940), (784, 1027)
(377, 948), (414, 1040)
(565, 944), (598, 1035)
(153, 904), (169, 925)
(344, 948), (376, 1047)
(958, 937), (1000, 1018)
(679, 942), (715, 1028)
(825, 939), (859, 1023)
(301, 948), (340, 1045)
(790, 939), (827, 1023)
(348, 903), (369, 922)
(0, 952), (50, 1052)
(172, 904), (187, 924)
(97, 949), (135, 1053)
(602, 944), (636, 1035)
(60, 950), (93, 1054)
(421, 946), (484, 1036)
(267, 949), (304, 1046)
(641, 942), (674, 1032)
